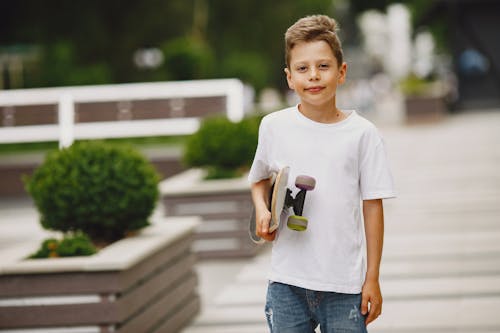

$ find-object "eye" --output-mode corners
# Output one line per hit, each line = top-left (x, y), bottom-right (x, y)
(319, 63), (330, 70)
(296, 65), (307, 72)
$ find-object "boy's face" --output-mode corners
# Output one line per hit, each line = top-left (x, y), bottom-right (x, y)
(285, 40), (346, 110)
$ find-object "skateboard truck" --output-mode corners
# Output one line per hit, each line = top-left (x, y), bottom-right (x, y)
(284, 175), (316, 231)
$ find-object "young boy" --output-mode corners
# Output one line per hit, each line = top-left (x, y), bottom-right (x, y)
(248, 15), (396, 332)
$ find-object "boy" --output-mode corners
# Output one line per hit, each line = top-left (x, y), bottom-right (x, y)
(248, 15), (396, 332)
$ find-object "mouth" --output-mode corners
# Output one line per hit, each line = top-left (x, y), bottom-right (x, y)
(305, 86), (325, 93)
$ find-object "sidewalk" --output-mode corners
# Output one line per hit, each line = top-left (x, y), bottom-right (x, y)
(1, 110), (499, 332)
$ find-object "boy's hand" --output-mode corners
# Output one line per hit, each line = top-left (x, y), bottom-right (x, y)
(256, 209), (276, 241)
(251, 177), (275, 242)
(361, 279), (382, 325)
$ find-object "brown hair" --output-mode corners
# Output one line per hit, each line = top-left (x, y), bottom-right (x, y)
(284, 15), (343, 68)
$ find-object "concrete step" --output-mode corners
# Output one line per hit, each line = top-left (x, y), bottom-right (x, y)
(382, 255), (500, 278)
(188, 304), (265, 327)
(213, 271), (500, 307)
(384, 210), (500, 233)
(185, 295), (500, 333)
(184, 301), (500, 332)
(182, 323), (268, 333)
(382, 275), (500, 299)
(384, 231), (500, 258)
(371, 296), (500, 332)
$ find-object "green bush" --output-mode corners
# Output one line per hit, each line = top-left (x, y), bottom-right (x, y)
(161, 37), (215, 80)
(183, 115), (261, 179)
(399, 74), (437, 97)
(25, 42), (111, 88)
(25, 141), (160, 245)
(28, 233), (97, 259)
(220, 52), (270, 92)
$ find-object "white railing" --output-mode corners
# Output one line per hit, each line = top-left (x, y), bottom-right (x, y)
(0, 79), (245, 148)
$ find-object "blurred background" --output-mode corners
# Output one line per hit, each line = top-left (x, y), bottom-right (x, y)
(1, 1), (500, 332)
(1, 0), (499, 111)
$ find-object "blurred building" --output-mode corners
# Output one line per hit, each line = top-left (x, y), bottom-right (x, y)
(420, 0), (500, 110)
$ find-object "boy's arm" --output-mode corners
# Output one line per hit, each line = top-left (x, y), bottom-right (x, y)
(361, 199), (384, 325)
(251, 178), (276, 242)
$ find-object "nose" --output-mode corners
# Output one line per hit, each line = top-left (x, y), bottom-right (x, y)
(309, 67), (320, 80)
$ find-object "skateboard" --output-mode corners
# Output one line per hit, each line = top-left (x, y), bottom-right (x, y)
(249, 166), (316, 244)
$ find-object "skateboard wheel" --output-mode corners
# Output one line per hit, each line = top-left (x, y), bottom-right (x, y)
(295, 175), (316, 191)
(287, 215), (308, 231)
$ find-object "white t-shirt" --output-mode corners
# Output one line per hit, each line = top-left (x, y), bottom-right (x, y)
(248, 106), (396, 294)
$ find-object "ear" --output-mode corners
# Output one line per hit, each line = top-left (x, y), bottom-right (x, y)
(338, 62), (347, 85)
(284, 67), (295, 90)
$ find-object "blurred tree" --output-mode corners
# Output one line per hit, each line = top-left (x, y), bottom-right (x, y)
(25, 42), (111, 87)
(206, 0), (334, 90)
(160, 36), (214, 80)
(1, 0), (194, 86)
(220, 52), (270, 92)
(0, 0), (437, 90)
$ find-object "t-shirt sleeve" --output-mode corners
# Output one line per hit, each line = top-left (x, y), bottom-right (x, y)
(359, 127), (396, 200)
(248, 117), (273, 183)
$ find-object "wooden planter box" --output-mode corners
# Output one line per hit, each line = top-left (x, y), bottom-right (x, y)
(405, 95), (447, 124)
(160, 169), (261, 259)
(0, 217), (200, 333)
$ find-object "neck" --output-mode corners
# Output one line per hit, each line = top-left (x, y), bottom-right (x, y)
(298, 101), (345, 124)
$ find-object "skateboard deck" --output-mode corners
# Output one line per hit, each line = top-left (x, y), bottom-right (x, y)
(269, 166), (289, 233)
(249, 167), (289, 244)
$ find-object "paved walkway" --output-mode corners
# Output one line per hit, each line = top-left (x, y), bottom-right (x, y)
(182, 110), (500, 333)
(1, 110), (499, 332)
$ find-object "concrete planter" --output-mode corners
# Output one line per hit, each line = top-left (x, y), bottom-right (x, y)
(160, 169), (261, 259)
(0, 217), (200, 333)
(404, 94), (447, 124)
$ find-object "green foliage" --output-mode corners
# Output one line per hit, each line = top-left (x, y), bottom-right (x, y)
(10, 0), (444, 90)
(1, 0), (335, 89)
(29, 233), (97, 259)
(399, 74), (435, 96)
(25, 42), (112, 88)
(0, 141), (58, 155)
(0, 136), (187, 156)
(161, 37), (215, 80)
(58, 232), (98, 256)
(25, 141), (160, 244)
(221, 52), (270, 92)
(28, 238), (59, 259)
(184, 114), (261, 179)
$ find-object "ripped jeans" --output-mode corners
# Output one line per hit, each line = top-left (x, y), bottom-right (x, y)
(265, 281), (367, 333)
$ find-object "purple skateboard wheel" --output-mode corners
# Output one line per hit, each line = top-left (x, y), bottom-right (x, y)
(295, 175), (316, 191)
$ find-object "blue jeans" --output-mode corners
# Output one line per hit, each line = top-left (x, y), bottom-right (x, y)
(265, 281), (367, 333)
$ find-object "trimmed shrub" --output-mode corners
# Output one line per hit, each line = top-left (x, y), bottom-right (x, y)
(25, 141), (160, 245)
(183, 114), (261, 179)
